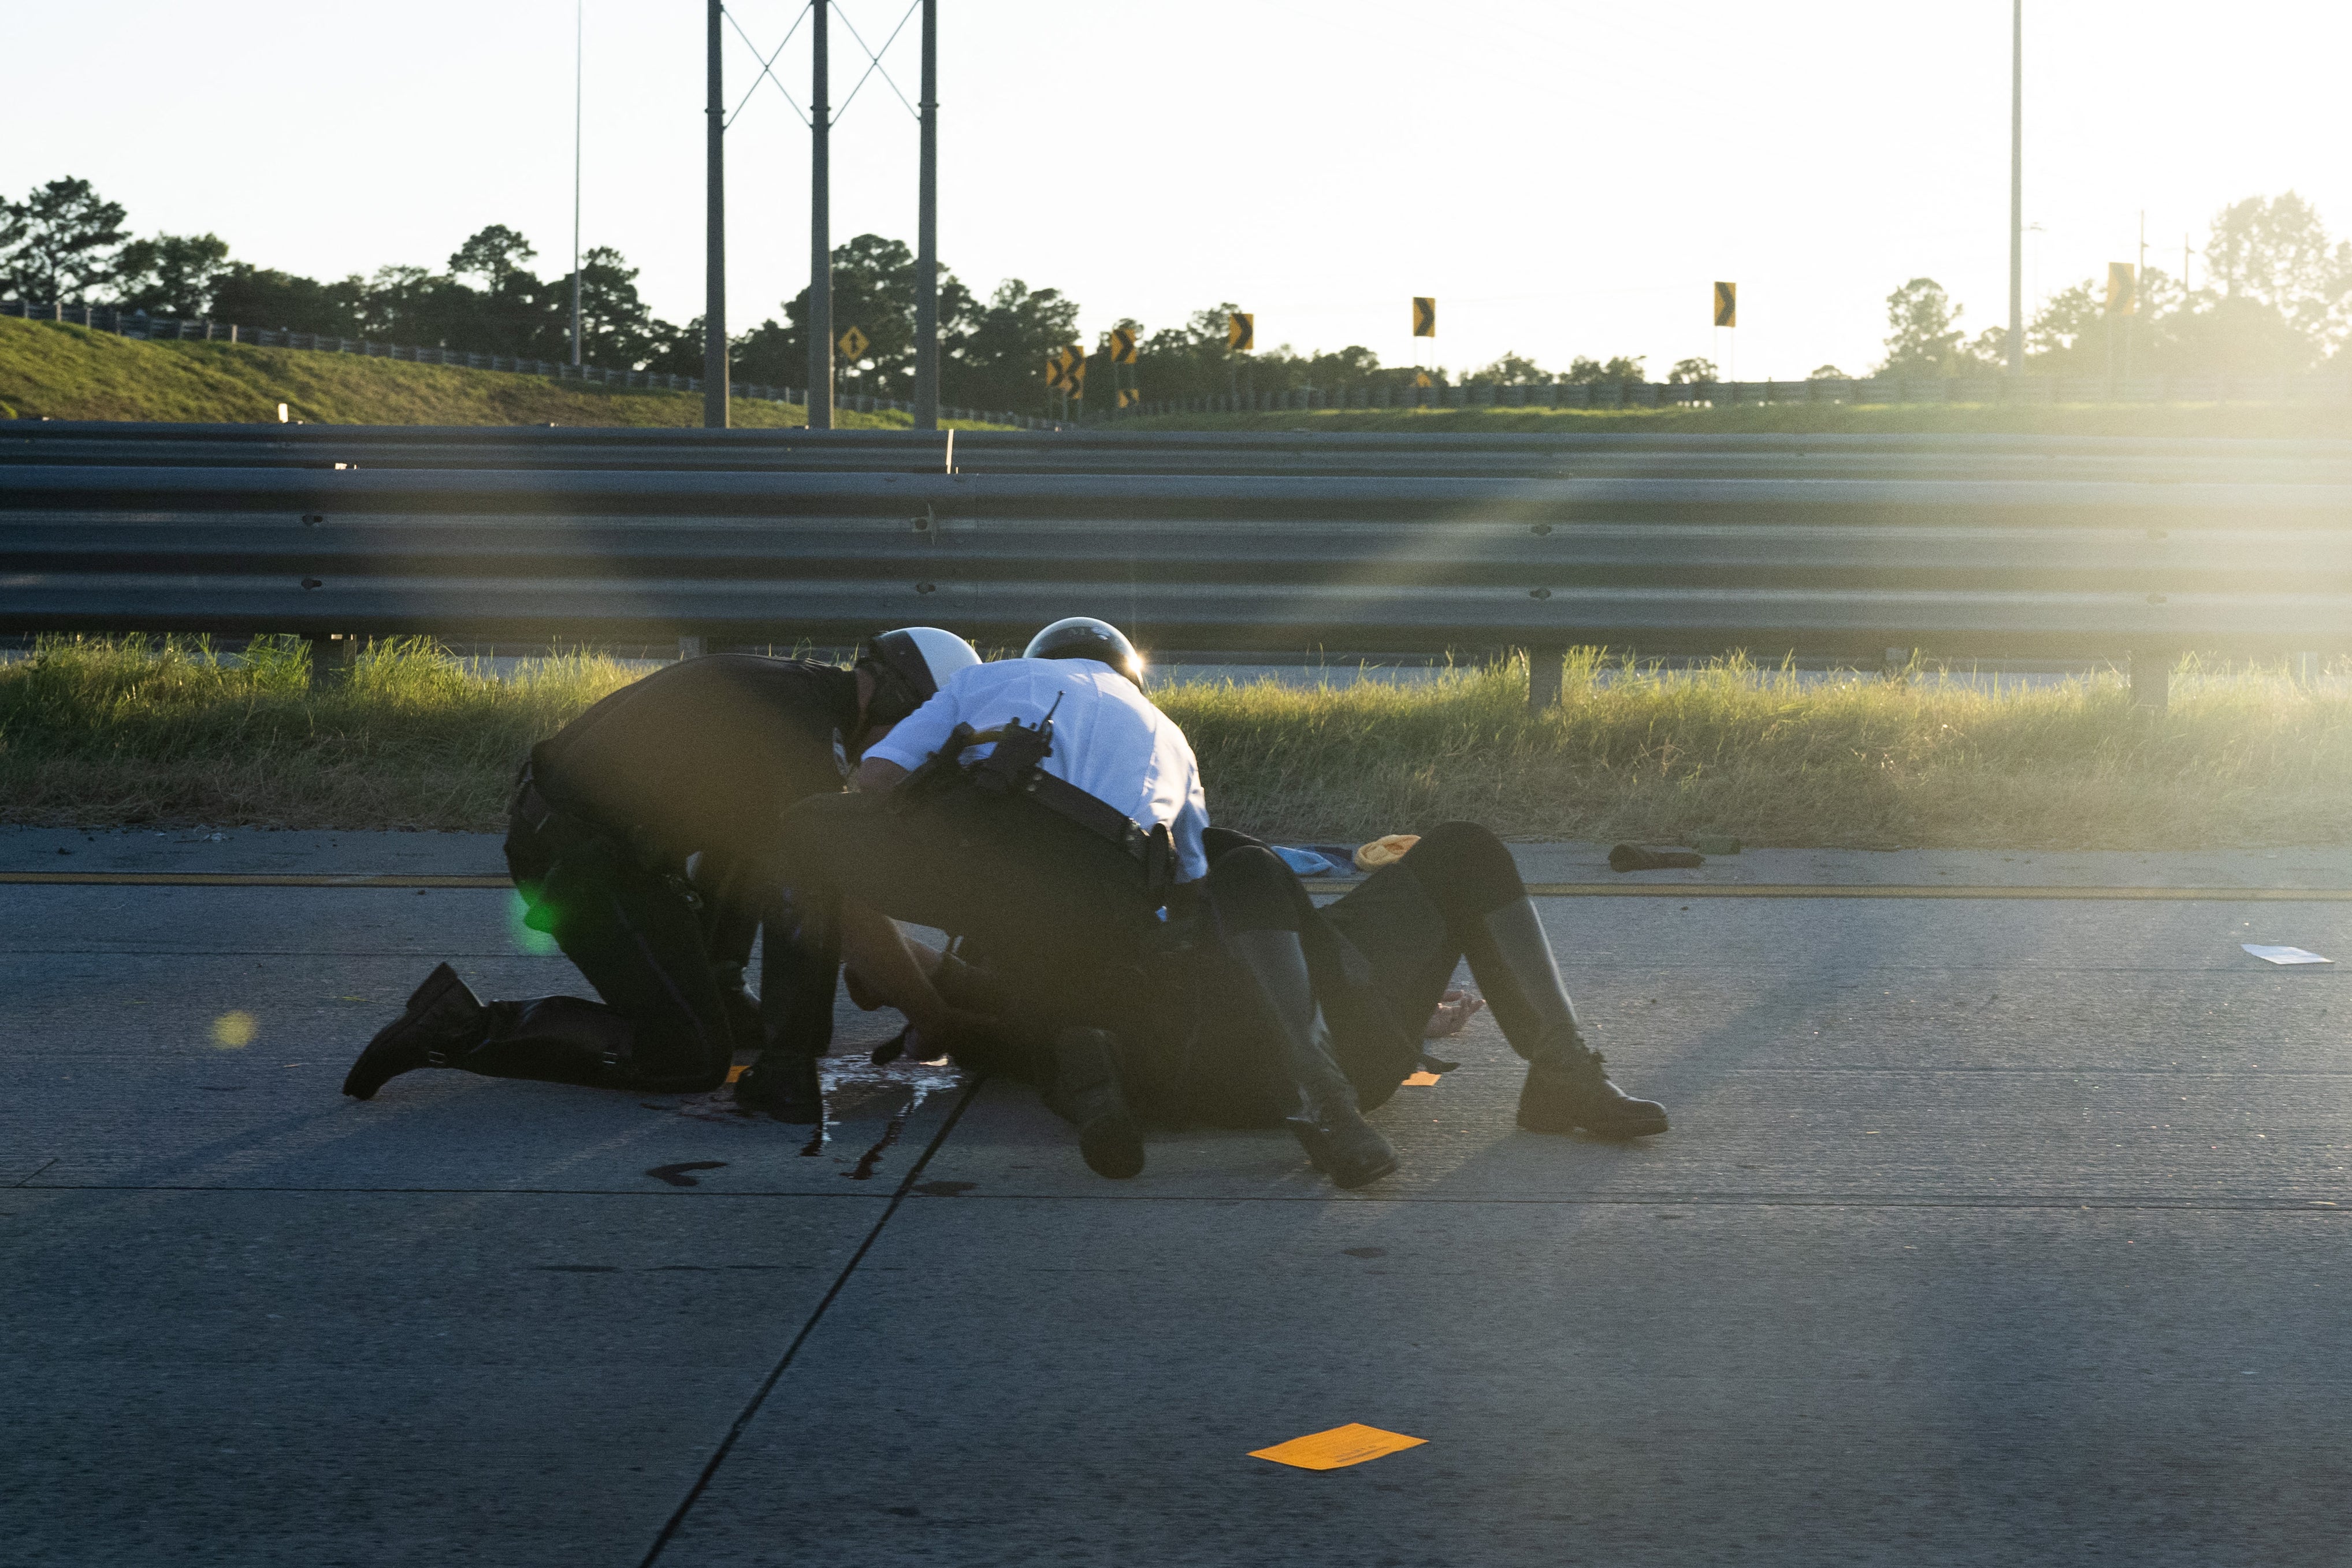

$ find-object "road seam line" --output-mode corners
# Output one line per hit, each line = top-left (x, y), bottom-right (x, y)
(636, 1073), (987, 1566)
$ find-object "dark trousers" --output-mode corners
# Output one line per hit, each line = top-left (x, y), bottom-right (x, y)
(768, 786), (1164, 1058)
(1183, 822), (1532, 1124)
(497, 798), (748, 1094)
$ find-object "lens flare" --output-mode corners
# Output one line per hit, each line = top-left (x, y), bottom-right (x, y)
(508, 889), (561, 956)
(211, 1010), (257, 1048)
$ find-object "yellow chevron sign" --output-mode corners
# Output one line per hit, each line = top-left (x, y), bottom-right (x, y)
(1412, 297), (1436, 337)
(1046, 345), (1083, 391)
(1109, 328), (1138, 365)
(1227, 312), (1254, 351)
(837, 325), (869, 359)
(1713, 282), (1737, 329)
(1117, 387), (1139, 408)
(2106, 262), (2138, 316)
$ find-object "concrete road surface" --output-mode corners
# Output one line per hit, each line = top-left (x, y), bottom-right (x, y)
(4, 830), (2349, 1566)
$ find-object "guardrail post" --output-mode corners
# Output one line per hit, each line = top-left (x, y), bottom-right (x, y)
(2131, 647), (2173, 713)
(1528, 647), (1565, 711)
(307, 633), (354, 691)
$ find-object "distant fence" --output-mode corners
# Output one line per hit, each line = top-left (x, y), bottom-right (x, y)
(0, 299), (1048, 429)
(1146, 373), (2352, 418)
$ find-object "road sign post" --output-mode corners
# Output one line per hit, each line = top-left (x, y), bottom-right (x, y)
(2105, 262), (2136, 390)
(807, 0), (833, 430)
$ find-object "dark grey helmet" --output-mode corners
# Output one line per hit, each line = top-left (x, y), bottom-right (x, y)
(1023, 616), (1143, 685)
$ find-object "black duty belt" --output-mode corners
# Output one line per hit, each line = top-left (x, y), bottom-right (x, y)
(892, 716), (1180, 901)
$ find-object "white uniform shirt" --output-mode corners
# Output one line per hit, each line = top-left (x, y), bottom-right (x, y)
(865, 657), (1212, 883)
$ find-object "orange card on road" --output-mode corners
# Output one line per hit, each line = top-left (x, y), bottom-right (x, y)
(1249, 1424), (1427, 1471)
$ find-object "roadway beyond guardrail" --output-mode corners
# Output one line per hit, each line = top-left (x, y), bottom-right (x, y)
(3, 462), (2347, 712)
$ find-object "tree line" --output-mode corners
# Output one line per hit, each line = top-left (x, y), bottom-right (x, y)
(18, 175), (2334, 408)
(1866, 193), (2352, 382)
(0, 174), (1670, 413)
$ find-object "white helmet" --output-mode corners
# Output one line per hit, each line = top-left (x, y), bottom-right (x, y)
(863, 626), (980, 721)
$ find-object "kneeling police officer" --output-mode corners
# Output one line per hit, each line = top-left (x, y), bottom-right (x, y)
(761, 616), (1400, 1187)
(341, 628), (980, 1101)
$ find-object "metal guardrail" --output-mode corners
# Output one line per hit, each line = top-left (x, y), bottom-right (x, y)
(11, 423), (2352, 485)
(3, 466), (2346, 714)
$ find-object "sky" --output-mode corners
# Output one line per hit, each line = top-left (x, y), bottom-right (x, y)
(7, 2), (2351, 381)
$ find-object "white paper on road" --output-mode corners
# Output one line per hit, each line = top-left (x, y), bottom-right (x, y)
(2243, 944), (2334, 966)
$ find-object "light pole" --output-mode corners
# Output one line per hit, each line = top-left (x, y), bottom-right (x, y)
(807, 1), (834, 431)
(913, 0), (939, 431)
(703, 0), (727, 427)
(2007, 0), (2023, 378)
(571, 0), (583, 368)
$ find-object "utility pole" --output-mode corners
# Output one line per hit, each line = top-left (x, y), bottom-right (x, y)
(2007, 0), (2023, 378)
(2132, 209), (2146, 386)
(571, 0), (584, 368)
(807, 0), (834, 431)
(703, 0), (727, 427)
(913, 0), (939, 431)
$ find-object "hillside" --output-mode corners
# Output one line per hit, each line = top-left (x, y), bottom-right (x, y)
(0, 317), (1005, 429)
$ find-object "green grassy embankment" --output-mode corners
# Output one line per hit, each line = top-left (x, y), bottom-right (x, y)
(0, 317), (1008, 428)
(1114, 400), (2352, 439)
(5, 638), (2347, 849)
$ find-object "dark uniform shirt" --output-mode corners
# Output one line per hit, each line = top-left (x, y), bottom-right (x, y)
(530, 655), (860, 860)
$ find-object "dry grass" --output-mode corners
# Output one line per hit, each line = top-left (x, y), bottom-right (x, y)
(1166, 651), (2352, 849)
(0, 636), (636, 831)
(4, 638), (2348, 848)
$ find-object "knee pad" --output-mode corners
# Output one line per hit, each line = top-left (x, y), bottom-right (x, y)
(1206, 845), (1307, 936)
(1400, 821), (1526, 919)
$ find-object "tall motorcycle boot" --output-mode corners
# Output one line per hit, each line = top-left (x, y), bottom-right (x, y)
(1476, 899), (1669, 1138)
(1227, 929), (1399, 1190)
(737, 894), (837, 1124)
(450, 996), (637, 1088)
(712, 962), (763, 1061)
(343, 963), (489, 1100)
(1045, 1026), (1146, 1180)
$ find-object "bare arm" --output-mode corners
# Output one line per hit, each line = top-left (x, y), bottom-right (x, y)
(837, 900), (951, 1033)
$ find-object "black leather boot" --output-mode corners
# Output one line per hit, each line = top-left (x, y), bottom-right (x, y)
(343, 963), (488, 1100)
(1478, 899), (1669, 1139)
(455, 996), (637, 1089)
(1228, 929), (1399, 1189)
(741, 891), (836, 1124)
(1045, 1027), (1145, 1180)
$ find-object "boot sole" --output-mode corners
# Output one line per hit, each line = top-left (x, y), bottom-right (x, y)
(1078, 1113), (1146, 1180)
(1327, 1146), (1400, 1190)
(1518, 1109), (1670, 1139)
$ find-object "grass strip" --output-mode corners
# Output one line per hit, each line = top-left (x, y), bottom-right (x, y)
(0, 318), (1009, 429)
(3, 638), (2349, 849)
